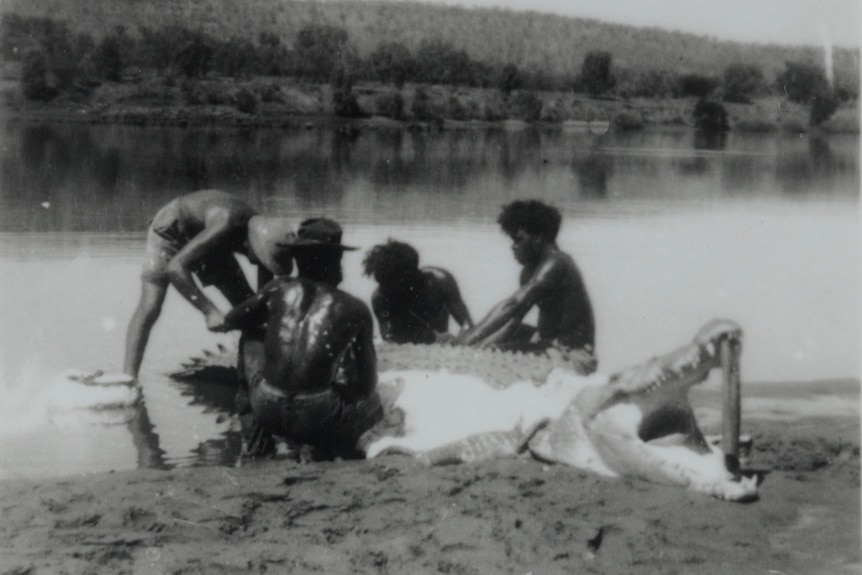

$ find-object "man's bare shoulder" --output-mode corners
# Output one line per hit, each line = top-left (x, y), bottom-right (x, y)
(177, 190), (255, 223)
(422, 266), (458, 285)
(291, 278), (372, 318)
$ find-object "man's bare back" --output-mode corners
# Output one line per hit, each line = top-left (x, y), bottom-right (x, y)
(260, 277), (376, 398)
(521, 249), (594, 350)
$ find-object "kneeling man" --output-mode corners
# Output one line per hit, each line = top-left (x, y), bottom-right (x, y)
(223, 218), (383, 459)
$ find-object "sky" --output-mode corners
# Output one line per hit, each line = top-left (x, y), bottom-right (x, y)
(425, 0), (862, 48)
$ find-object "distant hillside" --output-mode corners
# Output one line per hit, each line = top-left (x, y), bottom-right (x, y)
(1, 0), (858, 85)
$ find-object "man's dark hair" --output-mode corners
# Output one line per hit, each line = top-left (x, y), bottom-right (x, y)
(363, 239), (420, 282)
(497, 200), (562, 241)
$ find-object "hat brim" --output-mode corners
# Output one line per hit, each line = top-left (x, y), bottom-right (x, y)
(290, 240), (358, 251)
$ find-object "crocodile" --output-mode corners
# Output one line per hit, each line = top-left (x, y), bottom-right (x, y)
(172, 319), (756, 502)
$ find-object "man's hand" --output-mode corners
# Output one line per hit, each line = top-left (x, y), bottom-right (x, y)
(205, 308), (228, 332)
(434, 332), (456, 345)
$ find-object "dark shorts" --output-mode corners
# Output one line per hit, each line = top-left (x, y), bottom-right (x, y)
(250, 376), (384, 453)
(140, 200), (244, 288)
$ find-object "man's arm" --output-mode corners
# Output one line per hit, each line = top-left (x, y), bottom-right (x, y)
(165, 207), (243, 330)
(435, 270), (474, 330)
(455, 259), (557, 346)
(370, 291), (397, 342)
(222, 279), (275, 331)
(347, 304), (378, 399)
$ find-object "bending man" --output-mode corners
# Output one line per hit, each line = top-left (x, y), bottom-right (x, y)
(363, 239), (473, 344)
(124, 189), (294, 379)
(455, 200), (597, 374)
(223, 218), (383, 459)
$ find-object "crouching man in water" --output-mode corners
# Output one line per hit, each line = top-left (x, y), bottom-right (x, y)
(124, 189), (294, 380)
(223, 218), (383, 460)
(454, 200), (597, 375)
(363, 239), (473, 344)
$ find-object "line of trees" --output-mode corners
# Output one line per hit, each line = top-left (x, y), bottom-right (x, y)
(2, 14), (853, 126)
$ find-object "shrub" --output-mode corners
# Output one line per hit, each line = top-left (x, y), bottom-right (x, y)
(411, 87), (436, 121)
(614, 110), (644, 130)
(483, 92), (508, 121)
(776, 61), (829, 104)
(369, 41), (414, 88)
(94, 35), (123, 81)
(579, 51), (615, 95)
(294, 24), (351, 83)
(260, 83), (285, 104)
(693, 99), (729, 131)
(21, 49), (59, 101)
(234, 88), (258, 114)
(497, 63), (523, 95)
(508, 90), (542, 122)
(678, 74), (719, 98)
(722, 63), (765, 103)
(809, 90), (839, 126)
(176, 34), (213, 78)
(375, 91), (404, 119)
(447, 94), (469, 120)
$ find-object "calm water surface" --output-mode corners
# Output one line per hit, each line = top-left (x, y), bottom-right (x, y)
(0, 122), (858, 479)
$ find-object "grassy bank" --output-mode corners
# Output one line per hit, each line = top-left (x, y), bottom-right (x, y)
(1, 71), (858, 134)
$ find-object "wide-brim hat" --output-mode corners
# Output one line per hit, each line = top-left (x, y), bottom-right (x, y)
(247, 216), (296, 275)
(291, 217), (358, 251)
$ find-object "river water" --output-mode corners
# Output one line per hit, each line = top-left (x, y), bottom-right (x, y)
(0, 121), (858, 479)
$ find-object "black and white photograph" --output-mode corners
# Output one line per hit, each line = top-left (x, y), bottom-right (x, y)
(0, 0), (859, 573)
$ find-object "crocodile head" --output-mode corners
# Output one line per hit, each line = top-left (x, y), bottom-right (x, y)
(530, 319), (755, 501)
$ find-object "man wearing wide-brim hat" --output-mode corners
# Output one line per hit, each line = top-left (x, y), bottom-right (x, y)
(223, 217), (383, 460)
(122, 190), (295, 380)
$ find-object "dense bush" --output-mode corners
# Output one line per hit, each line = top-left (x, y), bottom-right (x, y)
(497, 63), (523, 95)
(678, 73), (719, 98)
(579, 51), (615, 95)
(721, 63), (765, 103)
(508, 90), (542, 122)
(234, 88), (258, 113)
(176, 34), (213, 78)
(776, 61), (829, 104)
(293, 24), (351, 83)
(375, 90), (404, 119)
(369, 41), (413, 89)
(21, 49), (59, 101)
(614, 110), (644, 130)
(809, 90), (839, 126)
(330, 67), (363, 118)
(615, 68), (677, 98)
(693, 99), (729, 131)
(482, 91), (508, 121)
(414, 38), (486, 87)
(93, 34), (123, 81)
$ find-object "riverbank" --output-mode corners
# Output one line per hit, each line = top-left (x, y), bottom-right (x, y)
(1, 73), (858, 134)
(0, 379), (858, 575)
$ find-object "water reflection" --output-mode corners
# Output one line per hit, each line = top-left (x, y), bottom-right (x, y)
(2, 122), (858, 233)
(693, 129), (728, 151)
(775, 135), (856, 195)
(572, 143), (613, 199)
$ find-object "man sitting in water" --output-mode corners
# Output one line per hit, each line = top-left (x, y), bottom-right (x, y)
(123, 190), (294, 380)
(454, 200), (597, 375)
(363, 239), (474, 344)
(222, 218), (383, 459)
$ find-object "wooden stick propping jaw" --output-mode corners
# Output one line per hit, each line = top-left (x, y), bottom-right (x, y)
(720, 337), (742, 459)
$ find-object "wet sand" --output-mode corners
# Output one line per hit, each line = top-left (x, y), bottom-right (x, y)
(0, 379), (859, 575)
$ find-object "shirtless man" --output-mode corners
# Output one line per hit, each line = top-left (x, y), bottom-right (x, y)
(123, 189), (294, 379)
(454, 200), (597, 374)
(223, 218), (383, 459)
(363, 239), (473, 344)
